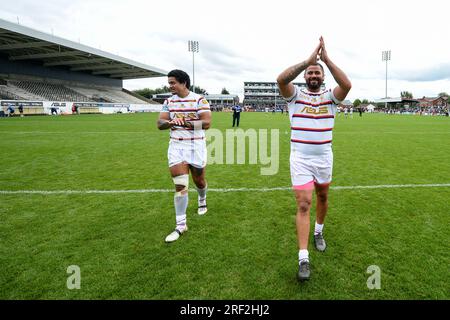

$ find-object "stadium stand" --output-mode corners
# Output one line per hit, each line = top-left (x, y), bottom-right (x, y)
(9, 80), (91, 102)
(0, 18), (167, 113)
(0, 84), (23, 100)
(67, 85), (149, 104)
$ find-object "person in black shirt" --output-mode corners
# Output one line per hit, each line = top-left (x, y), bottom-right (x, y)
(232, 104), (242, 127)
(18, 104), (24, 117)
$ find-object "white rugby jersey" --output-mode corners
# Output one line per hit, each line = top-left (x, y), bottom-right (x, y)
(286, 86), (341, 157)
(161, 91), (211, 147)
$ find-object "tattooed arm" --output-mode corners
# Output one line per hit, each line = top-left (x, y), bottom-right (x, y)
(157, 111), (170, 130)
(276, 42), (322, 98)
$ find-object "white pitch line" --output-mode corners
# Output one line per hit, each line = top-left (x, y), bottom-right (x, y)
(0, 183), (449, 195)
(0, 131), (148, 134)
(2, 130), (450, 134)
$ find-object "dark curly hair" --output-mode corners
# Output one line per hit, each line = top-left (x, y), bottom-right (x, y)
(167, 69), (190, 89)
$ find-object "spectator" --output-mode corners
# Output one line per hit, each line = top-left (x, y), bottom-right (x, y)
(232, 104), (242, 127)
(7, 104), (15, 117)
(18, 103), (24, 117)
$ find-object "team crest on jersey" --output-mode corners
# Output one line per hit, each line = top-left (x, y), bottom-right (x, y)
(201, 99), (208, 104)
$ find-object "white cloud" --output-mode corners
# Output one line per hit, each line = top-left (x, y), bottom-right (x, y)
(1, 0), (450, 101)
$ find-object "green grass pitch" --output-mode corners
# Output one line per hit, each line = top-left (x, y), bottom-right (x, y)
(0, 112), (449, 299)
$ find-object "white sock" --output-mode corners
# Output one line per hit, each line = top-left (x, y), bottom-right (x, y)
(174, 193), (188, 231)
(314, 222), (324, 235)
(197, 185), (207, 205)
(298, 249), (309, 263)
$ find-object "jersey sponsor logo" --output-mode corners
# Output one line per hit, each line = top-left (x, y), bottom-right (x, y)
(174, 112), (197, 119)
(300, 106), (329, 114)
(201, 99), (208, 104)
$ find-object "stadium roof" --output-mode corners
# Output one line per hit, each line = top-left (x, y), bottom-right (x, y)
(374, 97), (419, 103)
(374, 97), (403, 103)
(0, 18), (167, 80)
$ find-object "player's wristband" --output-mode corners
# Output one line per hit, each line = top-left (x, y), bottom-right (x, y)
(186, 120), (203, 129)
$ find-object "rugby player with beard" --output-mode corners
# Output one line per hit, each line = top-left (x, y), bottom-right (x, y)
(277, 37), (351, 281)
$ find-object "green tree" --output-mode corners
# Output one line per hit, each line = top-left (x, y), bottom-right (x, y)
(133, 84), (208, 97)
(437, 92), (450, 104)
(190, 85), (208, 95)
(221, 88), (230, 94)
(132, 86), (171, 98)
(362, 99), (369, 104)
(353, 99), (362, 107)
(153, 86), (171, 94)
(400, 91), (413, 99)
(133, 88), (153, 99)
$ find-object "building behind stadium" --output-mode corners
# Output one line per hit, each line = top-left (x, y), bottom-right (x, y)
(243, 81), (325, 111)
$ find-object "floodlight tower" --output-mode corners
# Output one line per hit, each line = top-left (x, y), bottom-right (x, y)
(382, 50), (391, 109)
(188, 40), (199, 93)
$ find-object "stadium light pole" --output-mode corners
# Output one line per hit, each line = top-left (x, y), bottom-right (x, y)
(382, 50), (391, 110)
(188, 40), (199, 93)
(274, 83), (277, 111)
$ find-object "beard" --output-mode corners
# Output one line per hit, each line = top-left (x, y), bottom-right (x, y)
(306, 78), (323, 91)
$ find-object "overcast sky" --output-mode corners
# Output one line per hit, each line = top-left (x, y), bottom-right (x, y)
(1, 0), (450, 101)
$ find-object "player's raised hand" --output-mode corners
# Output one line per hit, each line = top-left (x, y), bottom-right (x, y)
(319, 36), (330, 64)
(306, 41), (322, 66)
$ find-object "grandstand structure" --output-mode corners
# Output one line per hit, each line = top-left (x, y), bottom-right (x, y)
(243, 81), (325, 110)
(0, 18), (167, 115)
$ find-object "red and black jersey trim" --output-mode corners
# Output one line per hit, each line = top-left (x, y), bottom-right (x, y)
(170, 127), (194, 131)
(169, 99), (197, 103)
(292, 114), (334, 119)
(169, 108), (198, 112)
(291, 127), (333, 132)
(300, 89), (331, 96)
(291, 139), (332, 145)
(170, 136), (205, 141)
(294, 100), (333, 107)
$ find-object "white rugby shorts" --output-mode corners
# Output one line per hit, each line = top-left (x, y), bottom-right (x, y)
(290, 151), (333, 189)
(168, 141), (207, 169)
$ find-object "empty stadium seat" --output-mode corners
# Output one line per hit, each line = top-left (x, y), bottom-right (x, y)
(1, 79), (150, 104)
